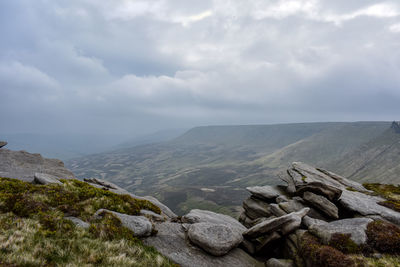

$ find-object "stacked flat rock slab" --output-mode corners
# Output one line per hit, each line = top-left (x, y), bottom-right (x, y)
(236, 162), (400, 266)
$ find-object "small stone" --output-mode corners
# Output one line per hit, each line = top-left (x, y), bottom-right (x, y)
(266, 258), (294, 267)
(65, 217), (90, 229)
(140, 209), (165, 222)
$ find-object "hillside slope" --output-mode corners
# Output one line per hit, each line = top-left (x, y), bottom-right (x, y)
(67, 121), (392, 216)
(331, 122), (400, 183)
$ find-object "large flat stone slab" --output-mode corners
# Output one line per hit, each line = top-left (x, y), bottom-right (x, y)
(182, 209), (246, 234)
(339, 190), (400, 225)
(188, 223), (243, 256)
(144, 222), (263, 267)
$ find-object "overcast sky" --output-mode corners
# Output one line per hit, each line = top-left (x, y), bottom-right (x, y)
(1, 0), (400, 135)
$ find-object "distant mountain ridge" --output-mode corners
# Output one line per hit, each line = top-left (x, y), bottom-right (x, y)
(66, 121), (396, 216)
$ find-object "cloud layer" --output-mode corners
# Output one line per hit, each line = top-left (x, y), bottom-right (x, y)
(1, 0), (400, 135)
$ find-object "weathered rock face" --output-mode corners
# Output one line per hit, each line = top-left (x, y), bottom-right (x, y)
(34, 173), (63, 185)
(246, 186), (285, 201)
(285, 162), (368, 192)
(0, 149), (75, 182)
(296, 182), (342, 202)
(303, 191), (339, 219)
(309, 218), (373, 245)
(95, 209), (153, 237)
(187, 223), (243, 256)
(144, 222), (263, 267)
(182, 209), (246, 235)
(243, 208), (309, 239)
(243, 197), (273, 219)
(339, 190), (400, 225)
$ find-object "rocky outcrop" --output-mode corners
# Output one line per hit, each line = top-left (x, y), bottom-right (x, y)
(391, 121), (400, 133)
(236, 162), (400, 266)
(0, 141), (7, 148)
(0, 148), (75, 182)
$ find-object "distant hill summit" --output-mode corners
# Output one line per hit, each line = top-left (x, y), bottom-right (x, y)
(391, 121), (400, 133)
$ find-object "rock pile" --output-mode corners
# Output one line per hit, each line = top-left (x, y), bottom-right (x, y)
(236, 162), (400, 266)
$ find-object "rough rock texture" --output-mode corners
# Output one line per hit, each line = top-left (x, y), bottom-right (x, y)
(65, 216), (90, 229)
(266, 258), (294, 267)
(33, 173), (63, 185)
(243, 208), (309, 239)
(243, 197), (273, 219)
(0, 141), (7, 148)
(296, 182), (342, 202)
(140, 209), (165, 222)
(286, 162), (367, 192)
(339, 190), (400, 225)
(182, 209), (246, 234)
(84, 178), (129, 193)
(188, 223), (243, 256)
(246, 186), (284, 200)
(143, 222), (263, 267)
(309, 218), (373, 245)
(278, 197), (327, 221)
(0, 149), (75, 182)
(95, 209), (152, 237)
(303, 191), (339, 219)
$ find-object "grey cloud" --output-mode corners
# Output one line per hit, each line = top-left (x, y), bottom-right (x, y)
(1, 0), (400, 136)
